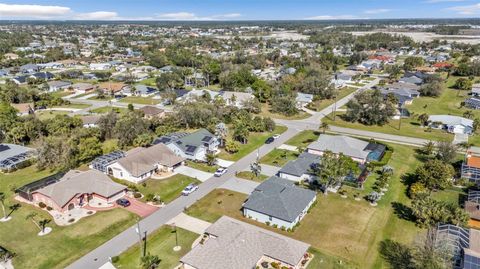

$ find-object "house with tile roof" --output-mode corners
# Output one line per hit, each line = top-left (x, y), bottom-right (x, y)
(243, 176), (316, 230)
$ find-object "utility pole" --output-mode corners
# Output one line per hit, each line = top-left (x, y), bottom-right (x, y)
(135, 220), (145, 258)
(143, 231), (147, 257)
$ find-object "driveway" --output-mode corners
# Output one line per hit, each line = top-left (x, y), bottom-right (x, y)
(123, 197), (158, 218)
(217, 158), (235, 167)
(166, 212), (211, 234)
(453, 133), (468, 145)
(176, 166), (213, 182)
(220, 177), (259, 195)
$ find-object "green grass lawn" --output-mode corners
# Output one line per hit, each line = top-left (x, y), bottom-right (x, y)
(307, 87), (357, 112)
(323, 112), (453, 142)
(51, 91), (74, 98)
(138, 77), (157, 86)
(236, 171), (269, 182)
(186, 144), (424, 268)
(89, 106), (128, 114)
(285, 130), (320, 148)
(0, 166), (137, 269)
(259, 148), (299, 167)
(431, 187), (466, 206)
(53, 103), (91, 109)
(36, 110), (70, 120)
(114, 174), (200, 204)
(185, 160), (218, 173)
(259, 103), (310, 120)
(119, 96), (161, 105)
(217, 125), (288, 161)
(71, 92), (92, 99)
(114, 226), (199, 269)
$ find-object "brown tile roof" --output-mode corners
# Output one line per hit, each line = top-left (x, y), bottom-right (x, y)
(11, 103), (34, 114)
(139, 106), (164, 116)
(97, 82), (127, 93)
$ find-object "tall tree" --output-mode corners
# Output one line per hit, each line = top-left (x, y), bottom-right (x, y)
(311, 151), (357, 195)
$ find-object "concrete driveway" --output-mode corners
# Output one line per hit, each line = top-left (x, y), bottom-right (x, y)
(220, 177), (259, 195)
(123, 197), (158, 218)
(166, 213), (211, 234)
(176, 166), (213, 182)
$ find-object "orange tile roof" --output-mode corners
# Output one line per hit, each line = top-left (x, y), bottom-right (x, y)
(467, 155), (480, 169)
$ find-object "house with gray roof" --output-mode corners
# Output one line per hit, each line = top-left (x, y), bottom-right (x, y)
(153, 129), (219, 162)
(296, 92), (314, 108)
(30, 170), (127, 212)
(278, 152), (320, 183)
(180, 216), (310, 269)
(0, 143), (35, 172)
(220, 91), (254, 108)
(307, 134), (386, 164)
(243, 176), (317, 230)
(428, 115), (474, 135)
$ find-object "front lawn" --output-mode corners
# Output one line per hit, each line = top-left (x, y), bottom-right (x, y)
(114, 226), (199, 269)
(114, 174), (200, 204)
(53, 103), (91, 109)
(285, 130), (320, 148)
(0, 166), (137, 269)
(259, 103), (310, 120)
(307, 87), (357, 112)
(185, 160), (219, 173)
(89, 106), (128, 114)
(236, 171), (269, 182)
(118, 96), (161, 105)
(259, 148), (299, 167)
(185, 144), (424, 268)
(217, 125), (288, 161)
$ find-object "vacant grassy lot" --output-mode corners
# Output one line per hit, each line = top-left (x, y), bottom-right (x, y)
(114, 174), (200, 204)
(285, 130), (320, 148)
(259, 148), (299, 166)
(89, 106), (128, 114)
(217, 125), (288, 161)
(186, 144), (424, 268)
(260, 103), (310, 120)
(186, 160), (218, 173)
(307, 87), (357, 112)
(36, 110), (70, 120)
(119, 96), (161, 105)
(53, 103), (91, 109)
(236, 171), (269, 182)
(114, 226), (199, 269)
(0, 166), (137, 269)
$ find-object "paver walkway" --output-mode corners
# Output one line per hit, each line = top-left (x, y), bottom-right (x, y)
(166, 213), (211, 234)
(175, 166), (213, 182)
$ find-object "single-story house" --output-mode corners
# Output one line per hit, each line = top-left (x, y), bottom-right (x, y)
(461, 148), (480, 184)
(107, 143), (184, 183)
(180, 216), (310, 269)
(81, 115), (102, 128)
(97, 82), (129, 95)
(177, 89), (220, 103)
(465, 97), (480, 110)
(243, 176), (317, 229)
(464, 190), (480, 221)
(278, 152), (320, 183)
(20, 64), (40, 74)
(154, 129), (219, 162)
(380, 87), (420, 106)
(0, 143), (35, 172)
(89, 63), (112, 70)
(139, 106), (165, 119)
(472, 84), (480, 96)
(71, 82), (94, 94)
(122, 85), (158, 97)
(435, 224), (480, 269)
(399, 76), (423, 85)
(29, 170), (127, 212)
(11, 103), (35, 116)
(428, 115), (473, 135)
(220, 91), (255, 108)
(47, 80), (72, 92)
(31, 72), (54, 81)
(307, 134), (386, 164)
(296, 92), (314, 108)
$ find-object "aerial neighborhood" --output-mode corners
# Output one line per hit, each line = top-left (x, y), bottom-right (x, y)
(2, 6), (480, 269)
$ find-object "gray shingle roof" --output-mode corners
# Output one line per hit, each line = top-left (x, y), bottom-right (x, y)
(243, 176), (316, 223)
(279, 152), (320, 177)
(158, 129), (215, 155)
(180, 216), (310, 269)
(428, 115), (473, 128)
(307, 134), (370, 160)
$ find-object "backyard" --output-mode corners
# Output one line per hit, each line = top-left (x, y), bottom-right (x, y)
(0, 166), (137, 269)
(114, 226), (199, 269)
(217, 125), (288, 161)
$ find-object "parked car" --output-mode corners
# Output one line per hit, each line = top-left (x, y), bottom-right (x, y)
(265, 137), (275, 144)
(272, 134), (280, 140)
(214, 167), (228, 177)
(116, 198), (131, 207)
(181, 184), (199, 196)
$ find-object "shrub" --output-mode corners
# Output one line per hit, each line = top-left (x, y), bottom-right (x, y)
(68, 218), (75, 223)
(409, 182), (428, 198)
(142, 182), (147, 188)
(111, 256), (119, 263)
(145, 193), (155, 202)
(46, 206), (53, 211)
(38, 202), (47, 208)
(87, 211), (93, 215)
(271, 262), (280, 269)
(272, 224), (278, 228)
(133, 192), (142, 199)
(265, 221), (270, 226)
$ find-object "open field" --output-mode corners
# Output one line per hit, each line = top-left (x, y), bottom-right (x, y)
(118, 96), (161, 105)
(217, 125), (288, 161)
(0, 166), (137, 269)
(36, 110), (70, 120)
(89, 106), (128, 114)
(259, 148), (299, 166)
(114, 227), (199, 269)
(307, 87), (357, 112)
(285, 130), (320, 148)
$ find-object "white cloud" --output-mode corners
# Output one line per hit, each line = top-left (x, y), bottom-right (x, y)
(155, 12), (242, 20)
(0, 3), (71, 18)
(75, 11), (119, 20)
(447, 3), (480, 14)
(306, 15), (366, 20)
(364, 9), (392, 14)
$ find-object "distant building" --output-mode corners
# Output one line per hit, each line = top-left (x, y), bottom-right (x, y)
(296, 92), (314, 109)
(428, 115), (473, 135)
(0, 143), (35, 172)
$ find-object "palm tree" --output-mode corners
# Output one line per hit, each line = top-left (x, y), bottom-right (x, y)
(463, 110), (474, 119)
(141, 254), (161, 269)
(205, 152), (217, 166)
(0, 192), (7, 220)
(39, 219), (51, 234)
(418, 113), (429, 127)
(6, 203), (21, 219)
(421, 141), (435, 156)
(320, 122), (329, 134)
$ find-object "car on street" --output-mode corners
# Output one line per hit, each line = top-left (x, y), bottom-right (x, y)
(265, 137), (275, 144)
(116, 198), (131, 207)
(214, 167), (228, 177)
(181, 184), (199, 196)
(272, 134), (280, 140)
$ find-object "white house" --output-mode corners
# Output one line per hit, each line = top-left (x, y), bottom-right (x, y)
(428, 115), (474, 135)
(243, 176), (316, 230)
(89, 63), (112, 71)
(220, 91), (255, 108)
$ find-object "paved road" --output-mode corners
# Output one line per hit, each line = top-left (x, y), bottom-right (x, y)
(329, 126), (429, 147)
(66, 127), (300, 269)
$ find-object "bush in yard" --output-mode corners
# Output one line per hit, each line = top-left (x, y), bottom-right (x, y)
(38, 202), (47, 208)
(145, 193), (154, 202)
(46, 206), (53, 211)
(225, 139), (240, 153)
(270, 262), (280, 269)
(111, 256), (119, 263)
(133, 192), (142, 199)
(409, 182), (428, 198)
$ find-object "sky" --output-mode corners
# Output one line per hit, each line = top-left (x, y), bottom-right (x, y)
(0, 0), (479, 20)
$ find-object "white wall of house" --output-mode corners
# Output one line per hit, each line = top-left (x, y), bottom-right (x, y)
(278, 172), (315, 183)
(306, 148), (366, 163)
(106, 162), (153, 184)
